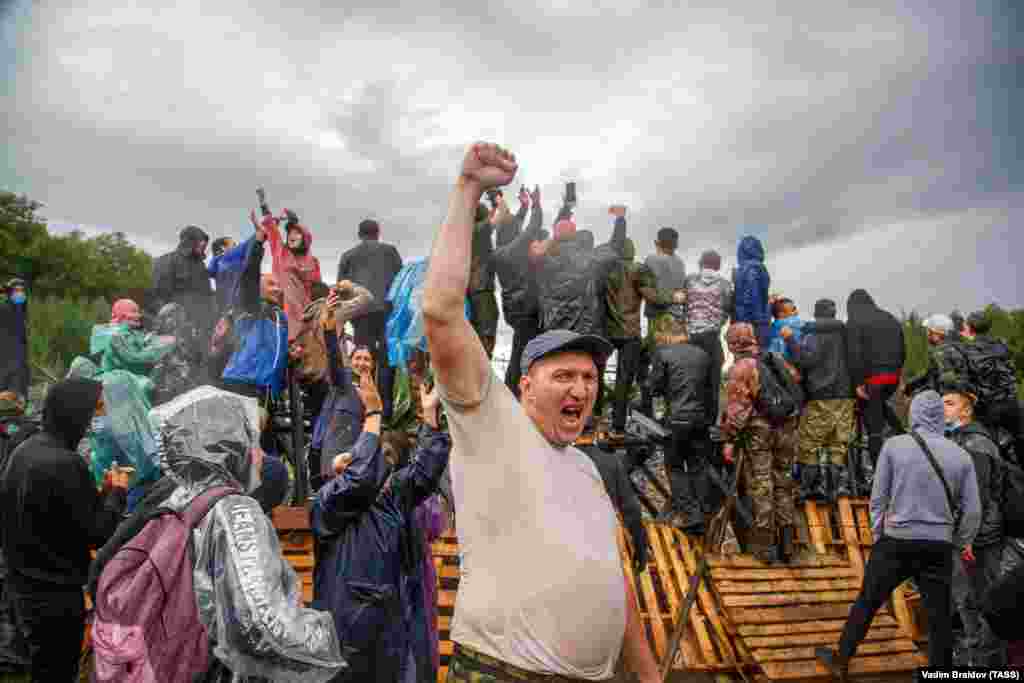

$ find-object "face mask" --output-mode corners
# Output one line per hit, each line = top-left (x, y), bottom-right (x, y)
(700, 268), (717, 280)
(10, 293), (26, 305)
(945, 418), (962, 433)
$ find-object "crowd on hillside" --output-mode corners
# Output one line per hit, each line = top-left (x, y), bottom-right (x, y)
(0, 142), (1022, 681)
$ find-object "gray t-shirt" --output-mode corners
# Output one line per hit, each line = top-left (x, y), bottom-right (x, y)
(440, 370), (626, 679)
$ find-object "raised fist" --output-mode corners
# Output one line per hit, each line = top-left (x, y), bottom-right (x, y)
(459, 142), (518, 192)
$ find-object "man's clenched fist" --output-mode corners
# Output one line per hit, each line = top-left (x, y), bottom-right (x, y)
(460, 142), (518, 192)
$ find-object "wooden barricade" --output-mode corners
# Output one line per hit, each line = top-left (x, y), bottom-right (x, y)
(275, 496), (928, 682)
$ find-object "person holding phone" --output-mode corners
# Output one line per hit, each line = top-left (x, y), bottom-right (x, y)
(311, 280), (375, 489)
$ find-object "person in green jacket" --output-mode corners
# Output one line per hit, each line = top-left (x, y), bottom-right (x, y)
(92, 299), (175, 379)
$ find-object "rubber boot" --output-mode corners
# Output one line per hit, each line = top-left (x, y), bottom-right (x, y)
(778, 526), (795, 564)
(814, 647), (848, 681)
(831, 464), (853, 499)
(798, 465), (827, 503)
(748, 529), (778, 564)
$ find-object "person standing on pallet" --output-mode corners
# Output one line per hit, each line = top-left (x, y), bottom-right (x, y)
(423, 142), (661, 683)
(815, 390), (981, 678)
(719, 322), (801, 564)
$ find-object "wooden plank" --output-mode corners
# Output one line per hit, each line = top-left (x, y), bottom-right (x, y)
(439, 641), (453, 657)
(627, 529), (672, 662)
(715, 578), (862, 594)
(759, 652), (922, 679)
(727, 603), (853, 624)
(838, 499), (866, 577)
(271, 505), (311, 530)
(743, 627), (905, 649)
(710, 566), (861, 581)
(751, 639), (915, 662)
(737, 615), (897, 637)
(708, 554), (848, 568)
(804, 501), (829, 554)
(855, 506), (873, 545)
(671, 529), (741, 667)
(891, 582), (921, 641)
(722, 590), (860, 607)
(669, 531), (721, 668)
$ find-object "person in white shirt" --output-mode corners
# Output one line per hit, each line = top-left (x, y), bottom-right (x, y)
(422, 142), (660, 683)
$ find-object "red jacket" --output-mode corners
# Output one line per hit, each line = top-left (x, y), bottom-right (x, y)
(261, 215), (322, 342)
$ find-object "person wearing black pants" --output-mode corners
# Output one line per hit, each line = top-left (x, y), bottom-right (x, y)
(9, 578), (85, 682)
(689, 330), (724, 425)
(611, 338), (643, 433)
(817, 391), (981, 679)
(645, 321), (712, 534)
(861, 379), (905, 463)
(825, 537), (954, 672)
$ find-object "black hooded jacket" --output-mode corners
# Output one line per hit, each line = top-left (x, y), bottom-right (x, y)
(336, 239), (403, 316)
(0, 379), (126, 588)
(845, 289), (906, 388)
(788, 317), (854, 401)
(0, 299), (28, 399)
(647, 342), (712, 422)
(949, 422), (1004, 548)
(150, 226), (215, 337)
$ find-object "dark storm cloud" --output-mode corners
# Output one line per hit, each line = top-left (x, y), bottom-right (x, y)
(1, 0), (1020, 338)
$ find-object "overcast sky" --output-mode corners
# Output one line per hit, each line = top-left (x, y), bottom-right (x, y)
(2, 0), (1021, 356)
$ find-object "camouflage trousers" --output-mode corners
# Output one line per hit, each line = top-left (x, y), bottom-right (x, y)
(797, 399), (856, 466)
(742, 420), (798, 543)
(445, 644), (588, 683)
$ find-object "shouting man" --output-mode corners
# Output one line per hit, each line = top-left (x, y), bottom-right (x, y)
(422, 142), (660, 683)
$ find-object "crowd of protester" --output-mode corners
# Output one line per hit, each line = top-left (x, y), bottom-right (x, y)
(0, 140), (1021, 681)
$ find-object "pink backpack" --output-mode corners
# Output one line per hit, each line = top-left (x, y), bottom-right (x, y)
(91, 485), (239, 682)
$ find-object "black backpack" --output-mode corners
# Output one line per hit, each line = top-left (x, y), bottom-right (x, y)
(959, 339), (1018, 408)
(999, 455), (1024, 539)
(756, 351), (804, 421)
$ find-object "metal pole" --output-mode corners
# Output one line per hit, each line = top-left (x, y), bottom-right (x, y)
(289, 367), (309, 503)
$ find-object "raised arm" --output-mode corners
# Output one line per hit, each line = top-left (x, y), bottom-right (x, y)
(423, 142), (518, 406)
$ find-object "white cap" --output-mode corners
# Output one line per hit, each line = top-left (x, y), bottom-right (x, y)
(922, 314), (954, 335)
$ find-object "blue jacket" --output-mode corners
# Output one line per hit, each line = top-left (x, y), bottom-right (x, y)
(767, 315), (805, 360)
(733, 236), (771, 324)
(221, 239), (288, 397)
(207, 236), (253, 314)
(311, 426), (450, 683)
(312, 329), (364, 481)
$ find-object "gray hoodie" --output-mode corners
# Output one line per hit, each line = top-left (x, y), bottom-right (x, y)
(870, 390), (981, 548)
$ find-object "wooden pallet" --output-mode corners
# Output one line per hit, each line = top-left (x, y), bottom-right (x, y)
(274, 495), (928, 683)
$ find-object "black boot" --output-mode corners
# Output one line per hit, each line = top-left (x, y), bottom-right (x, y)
(778, 526), (795, 564)
(814, 647), (848, 681)
(831, 464), (852, 499)
(798, 465), (827, 502)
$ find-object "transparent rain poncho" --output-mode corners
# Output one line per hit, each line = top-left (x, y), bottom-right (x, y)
(88, 369), (160, 487)
(149, 386), (346, 682)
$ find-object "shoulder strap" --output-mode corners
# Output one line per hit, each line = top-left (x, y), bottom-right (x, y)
(182, 485), (242, 529)
(908, 429), (959, 529)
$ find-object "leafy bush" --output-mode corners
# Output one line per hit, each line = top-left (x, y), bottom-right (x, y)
(27, 296), (110, 381)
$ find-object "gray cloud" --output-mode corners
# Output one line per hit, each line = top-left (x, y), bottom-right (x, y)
(2, 0), (1020, 342)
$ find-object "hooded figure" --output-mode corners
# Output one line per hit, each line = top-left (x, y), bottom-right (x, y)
(816, 390), (980, 675)
(0, 278), (29, 400)
(312, 419), (451, 683)
(262, 213), (323, 342)
(93, 299), (176, 382)
(845, 289), (906, 462)
(150, 302), (204, 406)
(0, 378), (126, 682)
(733, 236), (771, 345)
(88, 370), (161, 511)
(89, 386), (348, 682)
(150, 225), (215, 339)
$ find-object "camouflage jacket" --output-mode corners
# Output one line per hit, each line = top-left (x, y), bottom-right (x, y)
(605, 260), (666, 339)
(721, 354), (801, 441)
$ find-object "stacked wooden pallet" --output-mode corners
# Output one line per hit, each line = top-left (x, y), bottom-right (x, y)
(274, 495), (927, 683)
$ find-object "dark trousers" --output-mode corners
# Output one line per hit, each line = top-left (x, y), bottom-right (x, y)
(667, 420), (712, 514)
(952, 543), (1006, 667)
(505, 315), (541, 399)
(838, 537), (953, 667)
(690, 329), (725, 425)
(611, 337), (642, 431)
(9, 579), (84, 682)
(352, 311), (395, 420)
(636, 341), (653, 418)
(980, 399), (1023, 467)
(862, 382), (904, 463)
